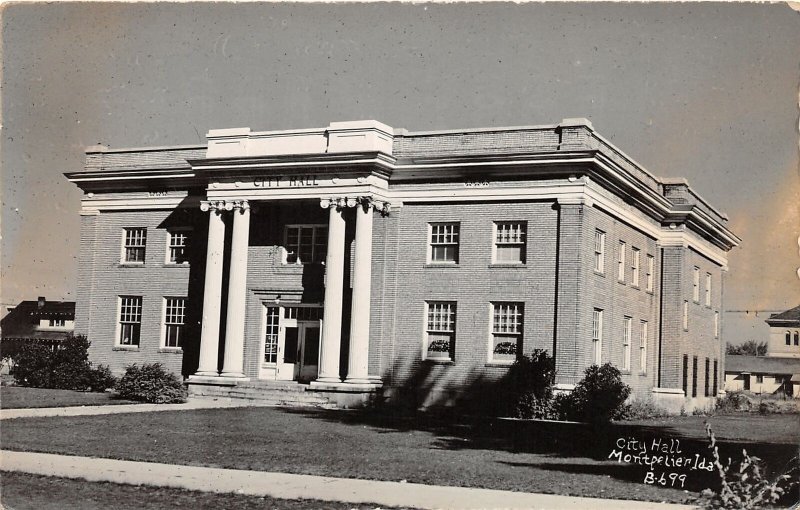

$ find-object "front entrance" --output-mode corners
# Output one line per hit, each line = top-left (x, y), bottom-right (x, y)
(261, 304), (322, 383)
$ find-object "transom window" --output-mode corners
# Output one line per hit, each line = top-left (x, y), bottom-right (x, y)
(119, 296), (142, 346)
(592, 308), (603, 364)
(123, 228), (147, 263)
(594, 230), (606, 273)
(167, 230), (189, 264)
(491, 302), (524, 362)
(622, 316), (632, 371)
(425, 301), (456, 360)
(429, 223), (460, 263)
(264, 306), (280, 363)
(283, 306), (323, 321)
(493, 222), (526, 264)
(284, 225), (327, 264)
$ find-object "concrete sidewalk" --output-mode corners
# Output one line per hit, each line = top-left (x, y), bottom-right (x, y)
(1, 450), (697, 510)
(0, 399), (262, 420)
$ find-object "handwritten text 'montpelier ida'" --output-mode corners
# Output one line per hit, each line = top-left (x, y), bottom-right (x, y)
(608, 437), (713, 488)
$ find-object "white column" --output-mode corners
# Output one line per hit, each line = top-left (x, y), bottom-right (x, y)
(195, 201), (226, 376)
(221, 200), (251, 378)
(346, 199), (373, 384)
(316, 199), (346, 383)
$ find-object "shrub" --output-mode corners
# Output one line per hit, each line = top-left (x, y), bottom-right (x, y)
(505, 349), (556, 418)
(12, 335), (94, 390)
(116, 363), (187, 404)
(85, 364), (116, 392)
(619, 397), (670, 420)
(700, 422), (799, 509)
(567, 363), (631, 424)
(716, 391), (752, 413)
(12, 342), (56, 388)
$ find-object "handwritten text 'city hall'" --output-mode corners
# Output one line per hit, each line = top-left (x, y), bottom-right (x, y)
(608, 438), (713, 488)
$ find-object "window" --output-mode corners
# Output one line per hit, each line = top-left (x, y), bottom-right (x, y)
(622, 316), (632, 371)
(490, 302), (523, 362)
(49, 318), (66, 328)
(682, 354), (689, 395)
(592, 308), (603, 364)
(617, 241), (626, 282)
(787, 331), (792, 345)
(692, 356), (698, 398)
(122, 228), (147, 263)
(756, 374), (763, 384)
(631, 248), (640, 287)
(639, 320), (648, 373)
(284, 225), (328, 264)
(162, 298), (185, 348)
(713, 359), (718, 395)
(705, 273), (712, 306)
(594, 230), (606, 273)
(683, 301), (689, 330)
(493, 222), (526, 264)
(692, 267), (700, 302)
(795, 332), (799, 346)
(118, 296), (142, 346)
(704, 358), (710, 397)
(425, 302), (456, 360)
(429, 223), (460, 263)
(714, 312), (719, 338)
(264, 306), (279, 363)
(646, 255), (655, 292)
(167, 230), (189, 264)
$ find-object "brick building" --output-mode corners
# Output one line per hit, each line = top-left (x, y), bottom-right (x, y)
(66, 119), (740, 411)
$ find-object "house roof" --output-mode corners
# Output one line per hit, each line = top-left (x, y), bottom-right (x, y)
(766, 304), (800, 326)
(725, 354), (800, 375)
(1, 299), (75, 340)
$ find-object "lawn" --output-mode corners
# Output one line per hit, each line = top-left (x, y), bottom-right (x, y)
(1, 385), (137, 409)
(0, 472), (408, 510)
(4, 407), (797, 505)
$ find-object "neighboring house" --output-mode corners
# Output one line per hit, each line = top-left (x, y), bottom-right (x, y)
(765, 304), (800, 358)
(724, 354), (800, 398)
(65, 118), (740, 411)
(1, 297), (76, 341)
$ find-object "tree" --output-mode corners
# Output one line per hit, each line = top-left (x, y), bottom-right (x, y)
(726, 340), (767, 356)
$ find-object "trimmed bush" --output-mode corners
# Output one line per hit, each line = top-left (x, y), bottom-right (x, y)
(12, 335), (102, 391)
(504, 349), (556, 418)
(116, 363), (187, 404)
(565, 363), (631, 424)
(85, 364), (116, 392)
(618, 397), (670, 420)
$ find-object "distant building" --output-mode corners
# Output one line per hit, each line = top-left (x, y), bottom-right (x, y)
(1, 297), (75, 341)
(724, 355), (799, 397)
(65, 119), (740, 411)
(765, 304), (800, 358)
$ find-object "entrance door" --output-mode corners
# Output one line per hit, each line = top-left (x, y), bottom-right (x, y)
(297, 324), (320, 382)
(276, 322), (320, 382)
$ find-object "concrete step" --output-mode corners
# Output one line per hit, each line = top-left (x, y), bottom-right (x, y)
(188, 382), (333, 409)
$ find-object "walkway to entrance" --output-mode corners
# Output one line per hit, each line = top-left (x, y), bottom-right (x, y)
(1, 450), (698, 510)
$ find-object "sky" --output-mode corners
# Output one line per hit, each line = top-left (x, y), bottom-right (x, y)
(2, 2), (799, 345)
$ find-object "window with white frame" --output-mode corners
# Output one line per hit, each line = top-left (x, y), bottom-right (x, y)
(692, 266), (700, 302)
(490, 302), (523, 362)
(705, 273), (712, 306)
(639, 320), (648, 373)
(167, 230), (190, 264)
(683, 300), (689, 330)
(429, 223), (460, 263)
(284, 225), (328, 264)
(122, 228), (147, 263)
(592, 308), (603, 364)
(631, 248), (640, 287)
(493, 222), (526, 264)
(119, 296), (142, 346)
(594, 230), (606, 273)
(617, 241), (626, 282)
(425, 301), (456, 360)
(646, 254), (655, 292)
(264, 306), (280, 363)
(163, 298), (186, 348)
(49, 318), (66, 328)
(622, 316), (632, 371)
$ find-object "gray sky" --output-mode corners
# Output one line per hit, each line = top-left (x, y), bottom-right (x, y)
(2, 2), (799, 345)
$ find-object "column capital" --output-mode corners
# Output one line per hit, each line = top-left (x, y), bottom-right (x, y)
(201, 199), (251, 213)
(320, 196), (392, 215)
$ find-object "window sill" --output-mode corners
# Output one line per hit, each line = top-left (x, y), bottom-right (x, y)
(620, 370), (632, 376)
(118, 263), (145, 268)
(163, 263), (190, 268)
(113, 346), (140, 351)
(159, 348), (183, 354)
(639, 372), (648, 377)
(631, 285), (640, 290)
(485, 361), (514, 367)
(593, 270), (605, 277)
(488, 263), (526, 269)
(423, 358), (454, 365)
(424, 263), (460, 269)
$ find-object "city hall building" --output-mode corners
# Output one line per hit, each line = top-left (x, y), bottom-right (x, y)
(66, 119), (740, 411)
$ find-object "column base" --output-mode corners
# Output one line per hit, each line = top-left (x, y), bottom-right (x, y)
(219, 371), (248, 380)
(345, 376), (373, 385)
(192, 371), (220, 378)
(312, 376), (342, 385)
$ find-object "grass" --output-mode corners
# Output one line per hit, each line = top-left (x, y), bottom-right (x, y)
(4, 407), (797, 505)
(1, 385), (138, 409)
(0, 472), (410, 510)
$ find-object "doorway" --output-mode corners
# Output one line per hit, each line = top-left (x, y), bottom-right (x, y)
(261, 304), (322, 383)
